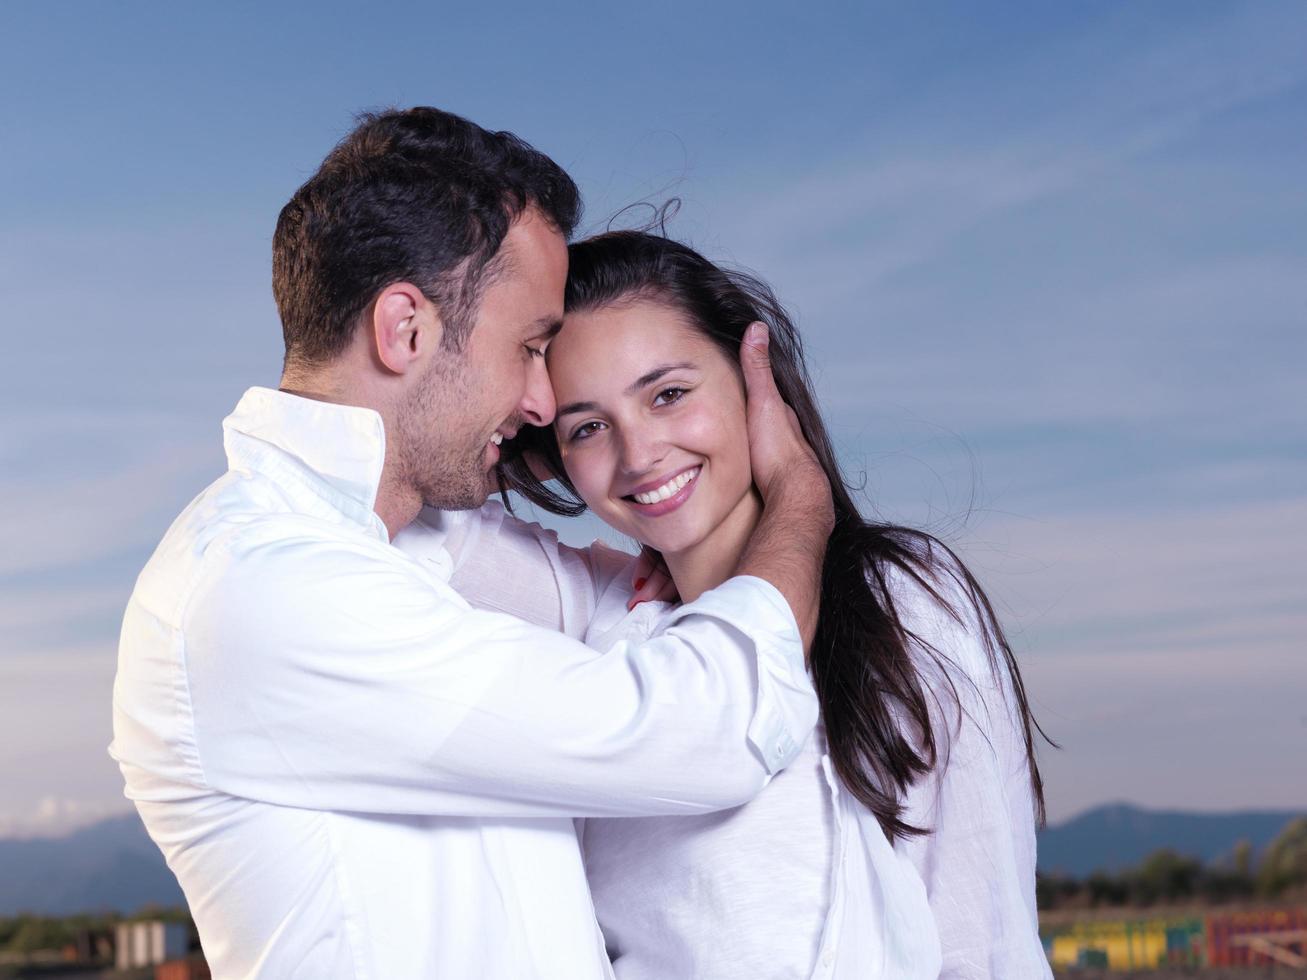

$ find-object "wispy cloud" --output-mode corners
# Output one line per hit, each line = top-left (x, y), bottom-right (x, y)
(952, 495), (1307, 819)
(0, 651), (127, 836)
(714, 6), (1307, 300)
(958, 496), (1307, 637)
(0, 413), (223, 580)
(0, 796), (133, 840)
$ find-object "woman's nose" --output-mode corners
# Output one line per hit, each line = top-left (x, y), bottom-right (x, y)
(617, 427), (664, 476)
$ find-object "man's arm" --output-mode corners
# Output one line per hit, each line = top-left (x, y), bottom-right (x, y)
(733, 322), (834, 651)
(172, 525), (815, 819)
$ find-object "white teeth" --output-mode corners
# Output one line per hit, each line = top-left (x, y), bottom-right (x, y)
(632, 467), (699, 505)
(490, 432), (503, 446)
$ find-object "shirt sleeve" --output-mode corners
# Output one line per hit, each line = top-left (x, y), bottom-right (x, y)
(180, 522), (817, 819)
(892, 575), (1052, 980)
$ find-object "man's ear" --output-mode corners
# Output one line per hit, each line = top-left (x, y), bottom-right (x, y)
(371, 282), (442, 375)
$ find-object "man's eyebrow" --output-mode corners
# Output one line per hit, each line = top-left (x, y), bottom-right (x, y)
(528, 316), (563, 339)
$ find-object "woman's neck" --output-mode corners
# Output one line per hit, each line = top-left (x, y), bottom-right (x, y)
(664, 487), (765, 605)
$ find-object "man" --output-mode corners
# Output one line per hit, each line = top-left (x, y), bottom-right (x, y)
(111, 107), (834, 979)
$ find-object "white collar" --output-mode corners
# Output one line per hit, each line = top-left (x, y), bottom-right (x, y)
(222, 386), (389, 537)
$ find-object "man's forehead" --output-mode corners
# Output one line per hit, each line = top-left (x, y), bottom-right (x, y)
(487, 209), (566, 283)
(472, 231), (565, 337)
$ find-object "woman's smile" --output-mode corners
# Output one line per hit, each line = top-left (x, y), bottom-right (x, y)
(548, 298), (760, 566)
(621, 464), (701, 516)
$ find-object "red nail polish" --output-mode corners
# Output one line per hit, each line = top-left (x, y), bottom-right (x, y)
(634, 577), (647, 591)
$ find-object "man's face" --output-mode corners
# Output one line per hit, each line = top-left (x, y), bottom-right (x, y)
(400, 207), (567, 510)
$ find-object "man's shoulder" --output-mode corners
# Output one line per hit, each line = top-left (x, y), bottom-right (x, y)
(135, 471), (435, 627)
(152, 470), (372, 563)
(173, 510), (468, 663)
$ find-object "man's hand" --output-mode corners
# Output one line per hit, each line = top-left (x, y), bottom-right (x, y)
(738, 322), (834, 523)
(735, 322), (834, 654)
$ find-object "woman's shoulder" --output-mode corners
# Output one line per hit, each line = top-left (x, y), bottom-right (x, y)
(584, 556), (674, 651)
(871, 540), (1034, 772)
(873, 544), (1000, 686)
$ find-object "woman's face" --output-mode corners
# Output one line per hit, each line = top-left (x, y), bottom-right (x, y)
(548, 298), (757, 559)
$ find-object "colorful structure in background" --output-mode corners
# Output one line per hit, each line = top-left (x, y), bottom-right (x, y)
(1041, 905), (1307, 970)
(156, 955), (212, 980)
(113, 919), (189, 971)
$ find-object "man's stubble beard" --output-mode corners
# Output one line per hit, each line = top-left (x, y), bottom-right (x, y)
(398, 353), (491, 512)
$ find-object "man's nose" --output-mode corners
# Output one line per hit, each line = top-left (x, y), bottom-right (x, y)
(520, 358), (556, 427)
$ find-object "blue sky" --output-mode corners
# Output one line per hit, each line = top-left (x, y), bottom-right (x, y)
(2, 2), (1304, 835)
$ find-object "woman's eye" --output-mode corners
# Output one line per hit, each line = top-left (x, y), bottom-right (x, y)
(569, 421), (604, 442)
(524, 344), (546, 359)
(654, 386), (687, 406)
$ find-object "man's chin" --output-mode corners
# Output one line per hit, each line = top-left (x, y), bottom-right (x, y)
(419, 479), (491, 514)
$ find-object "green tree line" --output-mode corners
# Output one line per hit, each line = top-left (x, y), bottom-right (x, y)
(5, 821), (1306, 947)
(1038, 817), (1307, 911)
(0, 905), (190, 957)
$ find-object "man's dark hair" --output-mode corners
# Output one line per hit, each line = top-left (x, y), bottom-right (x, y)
(273, 107), (581, 365)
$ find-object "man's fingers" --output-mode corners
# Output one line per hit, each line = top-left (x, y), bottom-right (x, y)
(739, 322), (774, 399)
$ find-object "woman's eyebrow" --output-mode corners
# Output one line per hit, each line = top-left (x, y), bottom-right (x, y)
(556, 399), (599, 418)
(625, 362), (695, 396)
(557, 362), (698, 418)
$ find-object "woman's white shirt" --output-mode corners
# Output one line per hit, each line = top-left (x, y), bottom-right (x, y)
(885, 570), (1053, 978)
(446, 506), (1050, 979)
(579, 589), (941, 980)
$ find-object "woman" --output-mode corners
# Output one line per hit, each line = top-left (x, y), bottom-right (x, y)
(491, 230), (1052, 978)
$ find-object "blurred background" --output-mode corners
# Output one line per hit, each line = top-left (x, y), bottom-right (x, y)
(2, 2), (1304, 976)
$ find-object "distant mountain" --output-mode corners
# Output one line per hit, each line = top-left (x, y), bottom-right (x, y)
(0, 812), (184, 916)
(3, 803), (1303, 913)
(1037, 803), (1303, 877)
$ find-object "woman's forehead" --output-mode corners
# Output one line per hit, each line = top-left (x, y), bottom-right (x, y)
(550, 300), (723, 392)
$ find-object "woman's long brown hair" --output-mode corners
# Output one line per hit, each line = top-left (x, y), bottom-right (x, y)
(499, 229), (1051, 840)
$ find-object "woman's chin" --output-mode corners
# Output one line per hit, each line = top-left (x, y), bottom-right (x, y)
(603, 508), (703, 557)
(634, 525), (707, 560)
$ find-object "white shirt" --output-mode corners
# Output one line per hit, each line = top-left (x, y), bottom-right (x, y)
(889, 570), (1052, 979)
(578, 598), (941, 980)
(110, 387), (819, 980)
(450, 534), (1050, 979)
